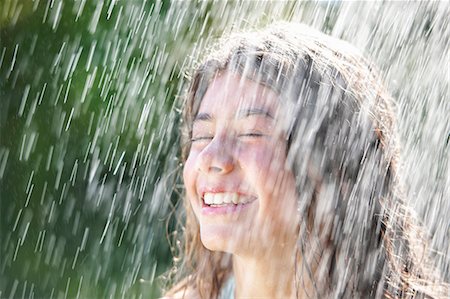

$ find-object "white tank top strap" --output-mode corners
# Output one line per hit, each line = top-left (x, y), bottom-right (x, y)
(218, 275), (235, 299)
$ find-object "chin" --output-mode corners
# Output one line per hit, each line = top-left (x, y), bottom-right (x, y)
(200, 225), (245, 253)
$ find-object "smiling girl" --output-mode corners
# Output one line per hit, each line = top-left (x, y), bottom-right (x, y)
(163, 22), (448, 299)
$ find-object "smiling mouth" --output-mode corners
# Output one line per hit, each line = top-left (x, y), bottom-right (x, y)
(202, 192), (256, 207)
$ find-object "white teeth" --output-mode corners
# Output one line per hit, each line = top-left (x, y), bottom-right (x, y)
(204, 193), (214, 205)
(213, 194), (221, 204)
(203, 192), (254, 205)
(231, 193), (238, 204)
(223, 194), (232, 204)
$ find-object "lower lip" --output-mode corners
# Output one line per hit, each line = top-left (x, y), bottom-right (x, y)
(201, 200), (256, 215)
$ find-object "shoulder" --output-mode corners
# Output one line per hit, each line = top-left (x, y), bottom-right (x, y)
(160, 288), (199, 299)
(160, 279), (200, 299)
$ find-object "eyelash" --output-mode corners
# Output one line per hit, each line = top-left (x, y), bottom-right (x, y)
(239, 133), (264, 138)
(190, 136), (213, 143)
(191, 132), (265, 143)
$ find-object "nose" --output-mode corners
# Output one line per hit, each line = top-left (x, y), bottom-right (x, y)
(196, 135), (235, 175)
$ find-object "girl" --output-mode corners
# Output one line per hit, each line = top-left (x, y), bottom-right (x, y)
(164, 22), (448, 299)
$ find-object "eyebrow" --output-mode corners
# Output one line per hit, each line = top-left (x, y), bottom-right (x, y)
(193, 113), (213, 122)
(193, 108), (274, 123)
(237, 108), (274, 119)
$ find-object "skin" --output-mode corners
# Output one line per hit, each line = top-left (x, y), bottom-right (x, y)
(183, 71), (302, 298)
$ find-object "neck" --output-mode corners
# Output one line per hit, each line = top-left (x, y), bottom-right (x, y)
(232, 247), (297, 299)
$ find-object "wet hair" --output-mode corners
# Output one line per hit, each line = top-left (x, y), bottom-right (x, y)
(166, 22), (448, 298)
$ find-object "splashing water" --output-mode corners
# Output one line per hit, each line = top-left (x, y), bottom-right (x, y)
(0, 1), (448, 298)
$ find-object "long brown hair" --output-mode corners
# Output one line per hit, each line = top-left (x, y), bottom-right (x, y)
(165, 22), (448, 298)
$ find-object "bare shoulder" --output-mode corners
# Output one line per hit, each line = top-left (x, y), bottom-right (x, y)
(160, 287), (200, 299)
(160, 279), (200, 299)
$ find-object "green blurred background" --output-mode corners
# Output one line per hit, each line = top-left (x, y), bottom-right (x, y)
(0, 1), (195, 297)
(1, 1), (448, 298)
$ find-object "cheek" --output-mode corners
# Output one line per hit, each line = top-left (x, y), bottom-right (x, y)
(245, 143), (289, 194)
(245, 144), (297, 218)
(183, 153), (199, 205)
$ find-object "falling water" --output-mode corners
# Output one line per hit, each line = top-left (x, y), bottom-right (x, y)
(0, 1), (448, 298)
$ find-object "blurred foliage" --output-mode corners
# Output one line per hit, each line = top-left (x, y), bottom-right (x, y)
(0, 1), (191, 297)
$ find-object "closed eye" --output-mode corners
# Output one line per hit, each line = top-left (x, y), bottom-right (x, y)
(238, 132), (266, 138)
(191, 136), (213, 143)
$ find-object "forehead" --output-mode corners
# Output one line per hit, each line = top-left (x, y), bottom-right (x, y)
(198, 72), (279, 115)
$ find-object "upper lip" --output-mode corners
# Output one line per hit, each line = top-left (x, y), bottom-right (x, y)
(198, 186), (254, 199)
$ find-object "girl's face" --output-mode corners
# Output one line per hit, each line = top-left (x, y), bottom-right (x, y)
(183, 72), (298, 257)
